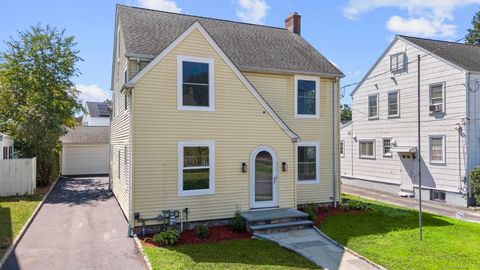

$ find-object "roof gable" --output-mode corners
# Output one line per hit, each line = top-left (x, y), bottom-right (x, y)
(116, 5), (343, 77)
(400, 35), (480, 73)
(127, 21), (299, 140)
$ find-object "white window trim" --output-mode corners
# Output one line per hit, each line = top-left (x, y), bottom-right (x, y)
(368, 94), (379, 120)
(177, 55), (215, 112)
(296, 141), (320, 184)
(294, 75), (320, 119)
(387, 90), (400, 118)
(429, 135), (446, 164)
(116, 27), (121, 63)
(123, 62), (128, 84)
(359, 139), (376, 159)
(178, 140), (215, 196)
(382, 137), (392, 157)
(429, 82), (446, 113)
(340, 140), (345, 158)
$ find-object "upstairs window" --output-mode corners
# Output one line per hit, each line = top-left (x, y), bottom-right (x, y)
(388, 90), (399, 117)
(340, 140), (345, 158)
(368, 94), (378, 119)
(429, 83), (444, 113)
(177, 55), (215, 111)
(430, 135), (445, 164)
(390, 52), (405, 72)
(295, 76), (319, 118)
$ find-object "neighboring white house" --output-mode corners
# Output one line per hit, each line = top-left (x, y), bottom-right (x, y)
(82, 101), (111, 126)
(341, 35), (480, 207)
(0, 132), (14, 160)
(60, 126), (110, 176)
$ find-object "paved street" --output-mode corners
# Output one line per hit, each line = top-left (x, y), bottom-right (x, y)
(343, 184), (480, 223)
(2, 177), (147, 270)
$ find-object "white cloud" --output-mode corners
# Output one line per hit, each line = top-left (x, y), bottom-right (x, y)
(236, 0), (269, 25)
(342, 0), (480, 38)
(77, 84), (110, 103)
(137, 0), (181, 13)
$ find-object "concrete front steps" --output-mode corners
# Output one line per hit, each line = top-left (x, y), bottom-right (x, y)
(241, 208), (313, 234)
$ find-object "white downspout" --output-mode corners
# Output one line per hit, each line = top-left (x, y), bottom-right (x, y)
(333, 78), (339, 207)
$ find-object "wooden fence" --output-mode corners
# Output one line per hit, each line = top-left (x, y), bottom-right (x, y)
(0, 157), (36, 197)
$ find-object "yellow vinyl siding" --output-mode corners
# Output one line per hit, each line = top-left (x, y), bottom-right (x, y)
(132, 29), (295, 222)
(111, 24), (131, 218)
(244, 72), (340, 204)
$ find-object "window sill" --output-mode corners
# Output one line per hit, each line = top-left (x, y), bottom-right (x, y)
(178, 189), (214, 197)
(178, 106), (215, 112)
(359, 156), (376, 160)
(368, 116), (379, 120)
(429, 161), (446, 166)
(295, 114), (319, 119)
(297, 180), (320, 185)
(383, 154), (393, 158)
(387, 114), (400, 119)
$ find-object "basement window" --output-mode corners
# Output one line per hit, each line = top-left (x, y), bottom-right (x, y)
(431, 190), (446, 202)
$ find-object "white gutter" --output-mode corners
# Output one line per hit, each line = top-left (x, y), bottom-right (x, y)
(333, 78), (338, 207)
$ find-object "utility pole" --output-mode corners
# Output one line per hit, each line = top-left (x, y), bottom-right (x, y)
(417, 54), (423, 240)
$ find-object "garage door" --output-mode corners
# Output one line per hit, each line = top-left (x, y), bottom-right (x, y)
(62, 144), (109, 175)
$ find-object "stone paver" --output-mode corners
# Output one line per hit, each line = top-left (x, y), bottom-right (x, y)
(2, 177), (147, 270)
(342, 184), (480, 223)
(256, 228), (382, 270)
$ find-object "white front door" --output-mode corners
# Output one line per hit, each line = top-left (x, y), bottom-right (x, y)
(250, 146), (278, 209)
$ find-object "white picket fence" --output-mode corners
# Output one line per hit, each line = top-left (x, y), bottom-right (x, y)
(0, 157), (36, 197)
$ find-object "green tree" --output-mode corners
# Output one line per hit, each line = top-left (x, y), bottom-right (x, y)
(340, 104), (352, 123)
(466, 9), (480, 45)
(0, 25), (83, 185)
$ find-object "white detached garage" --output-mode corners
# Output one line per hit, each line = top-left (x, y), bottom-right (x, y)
(61, 126), (110, 176)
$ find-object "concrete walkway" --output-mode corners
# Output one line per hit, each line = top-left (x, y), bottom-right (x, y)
(2, 177), (147, 270)
(343, 184), (480, 223)
(256, 228), (383, 270)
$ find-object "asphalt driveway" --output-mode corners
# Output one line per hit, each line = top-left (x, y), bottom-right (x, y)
(2, 176), (147, 270)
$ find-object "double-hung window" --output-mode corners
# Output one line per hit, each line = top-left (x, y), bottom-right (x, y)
(368, 94), (378, 119)
(430, 135), (445, 164)
(359, 140), (375, 158)
(294, 76), (319, 118)
(3, 146), (13, 160)
(388, 90), (399, 117)
(429, 83), (444, 113)
(177, 55), (215, 111)
(297, 141), (320, 184)
(383, 138), (392, 156)
(178, 141), (215, 196)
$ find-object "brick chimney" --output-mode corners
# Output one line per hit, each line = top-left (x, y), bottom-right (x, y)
(285, 12), (301, 35)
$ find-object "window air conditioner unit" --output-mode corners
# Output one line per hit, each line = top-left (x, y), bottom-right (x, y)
(429, 104), (442, 113)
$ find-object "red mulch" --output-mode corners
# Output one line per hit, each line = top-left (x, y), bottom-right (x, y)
(140, 225), (252, 247)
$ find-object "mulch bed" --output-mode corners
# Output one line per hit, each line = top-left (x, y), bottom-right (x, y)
(300, 206), (366, 226)
(140, 225), (252, 247)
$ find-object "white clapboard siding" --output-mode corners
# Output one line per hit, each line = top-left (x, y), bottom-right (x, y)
(0, 157), (36, 196)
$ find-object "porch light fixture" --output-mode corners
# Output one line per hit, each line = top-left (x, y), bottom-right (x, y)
(242, 162), (247, 173)
(282, 162), (288, 172)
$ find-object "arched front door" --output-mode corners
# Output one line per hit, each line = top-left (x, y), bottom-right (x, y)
(250, 146), (278, 209)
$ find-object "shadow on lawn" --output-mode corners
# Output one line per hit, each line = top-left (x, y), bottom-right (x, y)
(166, 239), (319, 269)
(319, 201), (453, 245)
(45, 177), (111, 206)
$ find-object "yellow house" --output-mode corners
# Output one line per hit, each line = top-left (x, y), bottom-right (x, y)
(110, 5), (343, 233)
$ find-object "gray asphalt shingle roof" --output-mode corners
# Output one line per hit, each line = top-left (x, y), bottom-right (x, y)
(117, 5), (343, 76)
(86, 102), (110, 117)
(401, 35), (480, 73)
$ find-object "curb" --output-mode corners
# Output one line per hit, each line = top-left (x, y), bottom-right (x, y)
(312, 227), (388, 270)
(133, 234), (153, 270)
(0, 177), (60, 269)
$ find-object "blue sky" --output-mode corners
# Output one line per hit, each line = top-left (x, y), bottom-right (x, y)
(1, 0), (478, 106)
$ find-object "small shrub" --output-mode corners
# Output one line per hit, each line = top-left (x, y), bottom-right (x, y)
(340, 202), (350, 212)
(319, 206), (329, 213)
(471, 168), (480, 205)
(304, 203), (318, 221)
(153, 228), (180, 245)
(196, 224), (209, 239)
(348, 199), (370, 211)
(231, 206), (246, 232)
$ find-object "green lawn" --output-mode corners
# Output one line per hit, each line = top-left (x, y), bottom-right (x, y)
(0, 195), (43, 257)
(143, 239), (320, 270)
(319, 195), (480, 270)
